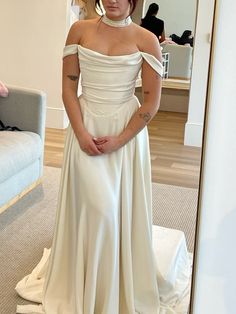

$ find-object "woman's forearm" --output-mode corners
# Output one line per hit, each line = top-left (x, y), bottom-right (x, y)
(118, 102), (159, 146)
(63, 89), (102, 156)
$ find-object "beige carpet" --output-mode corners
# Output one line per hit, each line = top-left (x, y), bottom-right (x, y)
(0, 166), (198, 314)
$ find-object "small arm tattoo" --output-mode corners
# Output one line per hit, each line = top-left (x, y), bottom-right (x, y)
(144, 91), (150, 95)
(139, 112), (152, 123)
(67, 75), (79, 81)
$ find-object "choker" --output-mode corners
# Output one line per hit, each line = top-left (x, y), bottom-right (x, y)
(101, 14), (132, 27)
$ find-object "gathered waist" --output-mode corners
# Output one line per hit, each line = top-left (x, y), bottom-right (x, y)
(80, 79), (137, 105)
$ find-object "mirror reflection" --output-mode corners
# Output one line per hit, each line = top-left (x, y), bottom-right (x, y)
(135, 0), (202, 311)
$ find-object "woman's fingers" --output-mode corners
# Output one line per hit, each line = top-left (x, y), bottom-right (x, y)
(97, 144), (104, 153)
(88, 144), (102, 155)
(82, 140), (102, 156)
(96, 141), (112, 154)
(84, 136), (120, 155)
(93, 137), (108, 143)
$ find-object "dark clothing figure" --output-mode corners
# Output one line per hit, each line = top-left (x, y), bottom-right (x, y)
(140, 3), (165, 42)
(141, 16), (164, 40)
(170, 30), (194, 47)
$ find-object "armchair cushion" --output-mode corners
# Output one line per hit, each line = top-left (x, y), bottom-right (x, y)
(0, 85), (46, 210)
(0, 131), (42, 184)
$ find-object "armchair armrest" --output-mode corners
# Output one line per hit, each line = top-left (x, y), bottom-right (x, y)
(0, 85), (46, 141)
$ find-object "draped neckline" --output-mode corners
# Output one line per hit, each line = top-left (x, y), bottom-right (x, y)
(78, 44), (140, 58)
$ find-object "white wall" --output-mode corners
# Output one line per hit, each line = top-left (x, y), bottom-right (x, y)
(143, 0), (197, 36)
(184, 0), (215, 147)
(0, 0), (71, 128)
(192, 1), (236, 313)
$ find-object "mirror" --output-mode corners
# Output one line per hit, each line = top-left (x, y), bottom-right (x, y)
(69, 0), (213, 311)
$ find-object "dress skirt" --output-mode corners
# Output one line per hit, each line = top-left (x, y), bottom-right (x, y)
(41, 95), (160, 314)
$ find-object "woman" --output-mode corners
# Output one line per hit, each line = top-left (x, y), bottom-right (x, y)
(141, 3), (165, 43)
(16, 0), (164, 312)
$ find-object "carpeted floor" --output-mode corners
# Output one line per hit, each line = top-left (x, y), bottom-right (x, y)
(0, 166), (198, 314)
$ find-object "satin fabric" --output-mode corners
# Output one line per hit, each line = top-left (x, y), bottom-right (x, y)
(15, 45), (191, 314)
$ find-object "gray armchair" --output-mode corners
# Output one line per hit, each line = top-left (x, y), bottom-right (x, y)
(0, 85), (46, 212)
(161, 44), (193, 79)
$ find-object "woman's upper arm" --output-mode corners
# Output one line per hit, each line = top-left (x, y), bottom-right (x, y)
(62, 22), (82, 93)
(140, 32), (162, 107)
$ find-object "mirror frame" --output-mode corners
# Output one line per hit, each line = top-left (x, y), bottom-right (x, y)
(189, 0), (217, 312)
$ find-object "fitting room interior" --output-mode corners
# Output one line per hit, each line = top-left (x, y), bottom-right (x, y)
(2, 0), (229, 313)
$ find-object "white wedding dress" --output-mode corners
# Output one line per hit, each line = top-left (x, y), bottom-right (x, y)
(15, 44), (192, 314)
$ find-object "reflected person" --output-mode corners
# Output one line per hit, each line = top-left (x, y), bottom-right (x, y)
(141, 3), (165, 43)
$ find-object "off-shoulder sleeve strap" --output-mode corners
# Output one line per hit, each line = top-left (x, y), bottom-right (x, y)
(140, 52), (163, 77)
(63, 44), (78, 58)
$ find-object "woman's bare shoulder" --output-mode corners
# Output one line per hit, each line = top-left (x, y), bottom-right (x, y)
(133, 24), (162, 59)
(65, 18), (100, 45)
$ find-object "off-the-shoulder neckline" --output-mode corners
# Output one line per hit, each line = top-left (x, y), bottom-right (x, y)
(64, 44), (163, 66)
(78, 44), (141, 58)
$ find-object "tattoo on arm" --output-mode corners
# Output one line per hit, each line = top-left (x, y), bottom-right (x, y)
(144, 91), (150, 95)
(139, 112), (152, 123)
(67, 75), (79, 81)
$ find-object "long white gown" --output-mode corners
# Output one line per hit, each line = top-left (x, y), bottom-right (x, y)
(15, 45), (191, 314)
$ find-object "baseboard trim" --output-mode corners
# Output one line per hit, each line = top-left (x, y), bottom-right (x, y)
(46, 107), (69, 129)
(184, 122), (203, 147)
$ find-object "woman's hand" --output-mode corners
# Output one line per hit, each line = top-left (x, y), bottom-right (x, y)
(76, 130), (102, 156)
(93, 136), (122, 154)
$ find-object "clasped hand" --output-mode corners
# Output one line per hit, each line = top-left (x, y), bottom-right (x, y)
(77, 131), (122, 156)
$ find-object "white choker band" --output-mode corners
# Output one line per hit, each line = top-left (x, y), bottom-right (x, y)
(101, 14), (132, 27)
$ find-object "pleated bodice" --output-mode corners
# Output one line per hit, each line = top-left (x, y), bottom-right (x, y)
(63, 44), (163, 106)
(78, 46), (142, 105)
